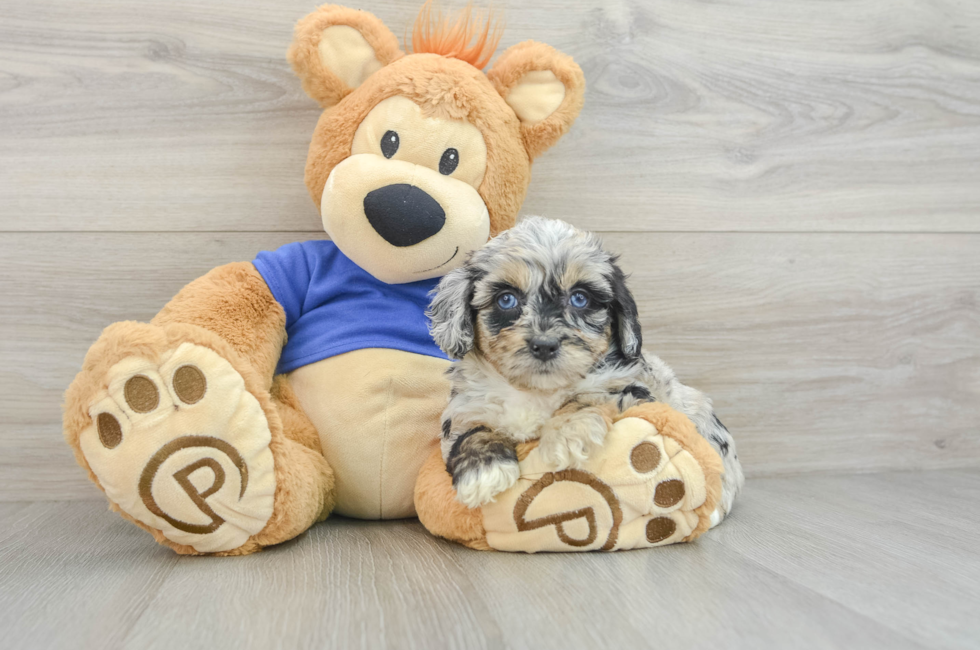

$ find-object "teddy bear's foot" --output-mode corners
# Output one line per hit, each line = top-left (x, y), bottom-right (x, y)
(483, 411), (721, 552)
(416, 403), (724, 552)
(76, 340), (276, 554)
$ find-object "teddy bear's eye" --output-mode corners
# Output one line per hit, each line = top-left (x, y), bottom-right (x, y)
(439, 148), (459, 175)
(381, 130), (399, 159)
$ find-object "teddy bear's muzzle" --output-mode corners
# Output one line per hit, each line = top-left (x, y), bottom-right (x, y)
(320, 154), (490, 284)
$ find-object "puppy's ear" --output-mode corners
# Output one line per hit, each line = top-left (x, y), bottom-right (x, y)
(486, 41), (585, 160)
(607, 260), (643, 361)
(428, 267), (478, 359)
(289, 6), (403, 108)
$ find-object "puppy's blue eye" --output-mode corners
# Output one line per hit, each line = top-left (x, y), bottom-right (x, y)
(569, 290), (590, 309)
(496, 292), (518, 310)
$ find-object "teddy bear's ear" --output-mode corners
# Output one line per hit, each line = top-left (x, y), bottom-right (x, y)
(288, 5), (403, 108)
(487, 41), (585, 160)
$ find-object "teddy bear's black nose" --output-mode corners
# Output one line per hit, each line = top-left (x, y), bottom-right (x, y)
(363, 184), (446, 247)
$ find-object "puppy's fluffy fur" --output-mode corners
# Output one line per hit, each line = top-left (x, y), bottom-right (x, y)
(428, 217), (744, 523)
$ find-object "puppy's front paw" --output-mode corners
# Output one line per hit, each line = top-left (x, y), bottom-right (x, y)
(538, 409), (611, 470)
(453, 460), (521, 509)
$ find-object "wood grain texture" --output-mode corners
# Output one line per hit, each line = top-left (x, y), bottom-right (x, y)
(121, 519), (505, 650)
(0, 501), (180, 649)
(2, 0), (979, 232)
(4, 471), (978, 649)
(449, 528), (920, 649)
(708, 469), (980, 650)
(2, 231), (977, 501)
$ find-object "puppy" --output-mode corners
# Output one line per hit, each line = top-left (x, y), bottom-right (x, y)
(427, 217), (744, 524)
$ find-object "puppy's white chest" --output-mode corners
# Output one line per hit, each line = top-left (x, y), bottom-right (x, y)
(493, 390), (563, 441)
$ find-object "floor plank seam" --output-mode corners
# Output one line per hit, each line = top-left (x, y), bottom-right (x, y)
(107, 555), (181, 650)
(417, 529), (509, 650)
(698, 534), (931, 649)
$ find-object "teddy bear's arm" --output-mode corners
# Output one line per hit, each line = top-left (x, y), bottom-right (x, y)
(151, 262), (288, 373)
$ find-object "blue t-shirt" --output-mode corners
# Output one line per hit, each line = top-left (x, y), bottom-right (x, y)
(253, 240), (449, 374)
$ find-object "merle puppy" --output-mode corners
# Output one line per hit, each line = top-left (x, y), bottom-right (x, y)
(427, 217), (743, 524)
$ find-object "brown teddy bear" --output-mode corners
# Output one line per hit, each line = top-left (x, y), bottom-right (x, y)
(63, 2), (722, 555)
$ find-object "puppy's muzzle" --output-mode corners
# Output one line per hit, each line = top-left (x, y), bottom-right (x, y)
(528, 336), (561, 361)
(363, 184), (446, 247)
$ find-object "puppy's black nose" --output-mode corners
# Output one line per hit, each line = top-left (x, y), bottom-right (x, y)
(363, 184), (446, 247)
(528, 337), (561, 361)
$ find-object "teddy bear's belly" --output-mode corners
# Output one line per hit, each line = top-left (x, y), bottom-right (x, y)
(287, 348), (451, 519)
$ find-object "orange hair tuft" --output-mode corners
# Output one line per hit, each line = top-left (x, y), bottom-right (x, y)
(411, 1), (504, 70)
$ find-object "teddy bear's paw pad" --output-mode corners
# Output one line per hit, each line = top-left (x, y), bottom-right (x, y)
(480, 416), (709, 552)
(78, 343), (276, 553)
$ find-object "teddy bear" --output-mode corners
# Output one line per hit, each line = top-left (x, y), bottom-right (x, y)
(63, 2), (723, 555)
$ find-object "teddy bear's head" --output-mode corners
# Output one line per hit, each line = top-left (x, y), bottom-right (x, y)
(288, 2), (585, 284)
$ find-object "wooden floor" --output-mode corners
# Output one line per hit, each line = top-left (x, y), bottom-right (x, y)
(2, 470), (977, 650)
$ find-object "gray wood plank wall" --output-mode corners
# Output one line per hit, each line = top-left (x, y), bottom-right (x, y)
(1, 0), (978, 501)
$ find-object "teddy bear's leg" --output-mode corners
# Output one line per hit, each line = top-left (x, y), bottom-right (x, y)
(247, 374), (335, 550)
(64, 263), (334, 555)
(417, 403), (725, 552)
(415, 446), (490, 550)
